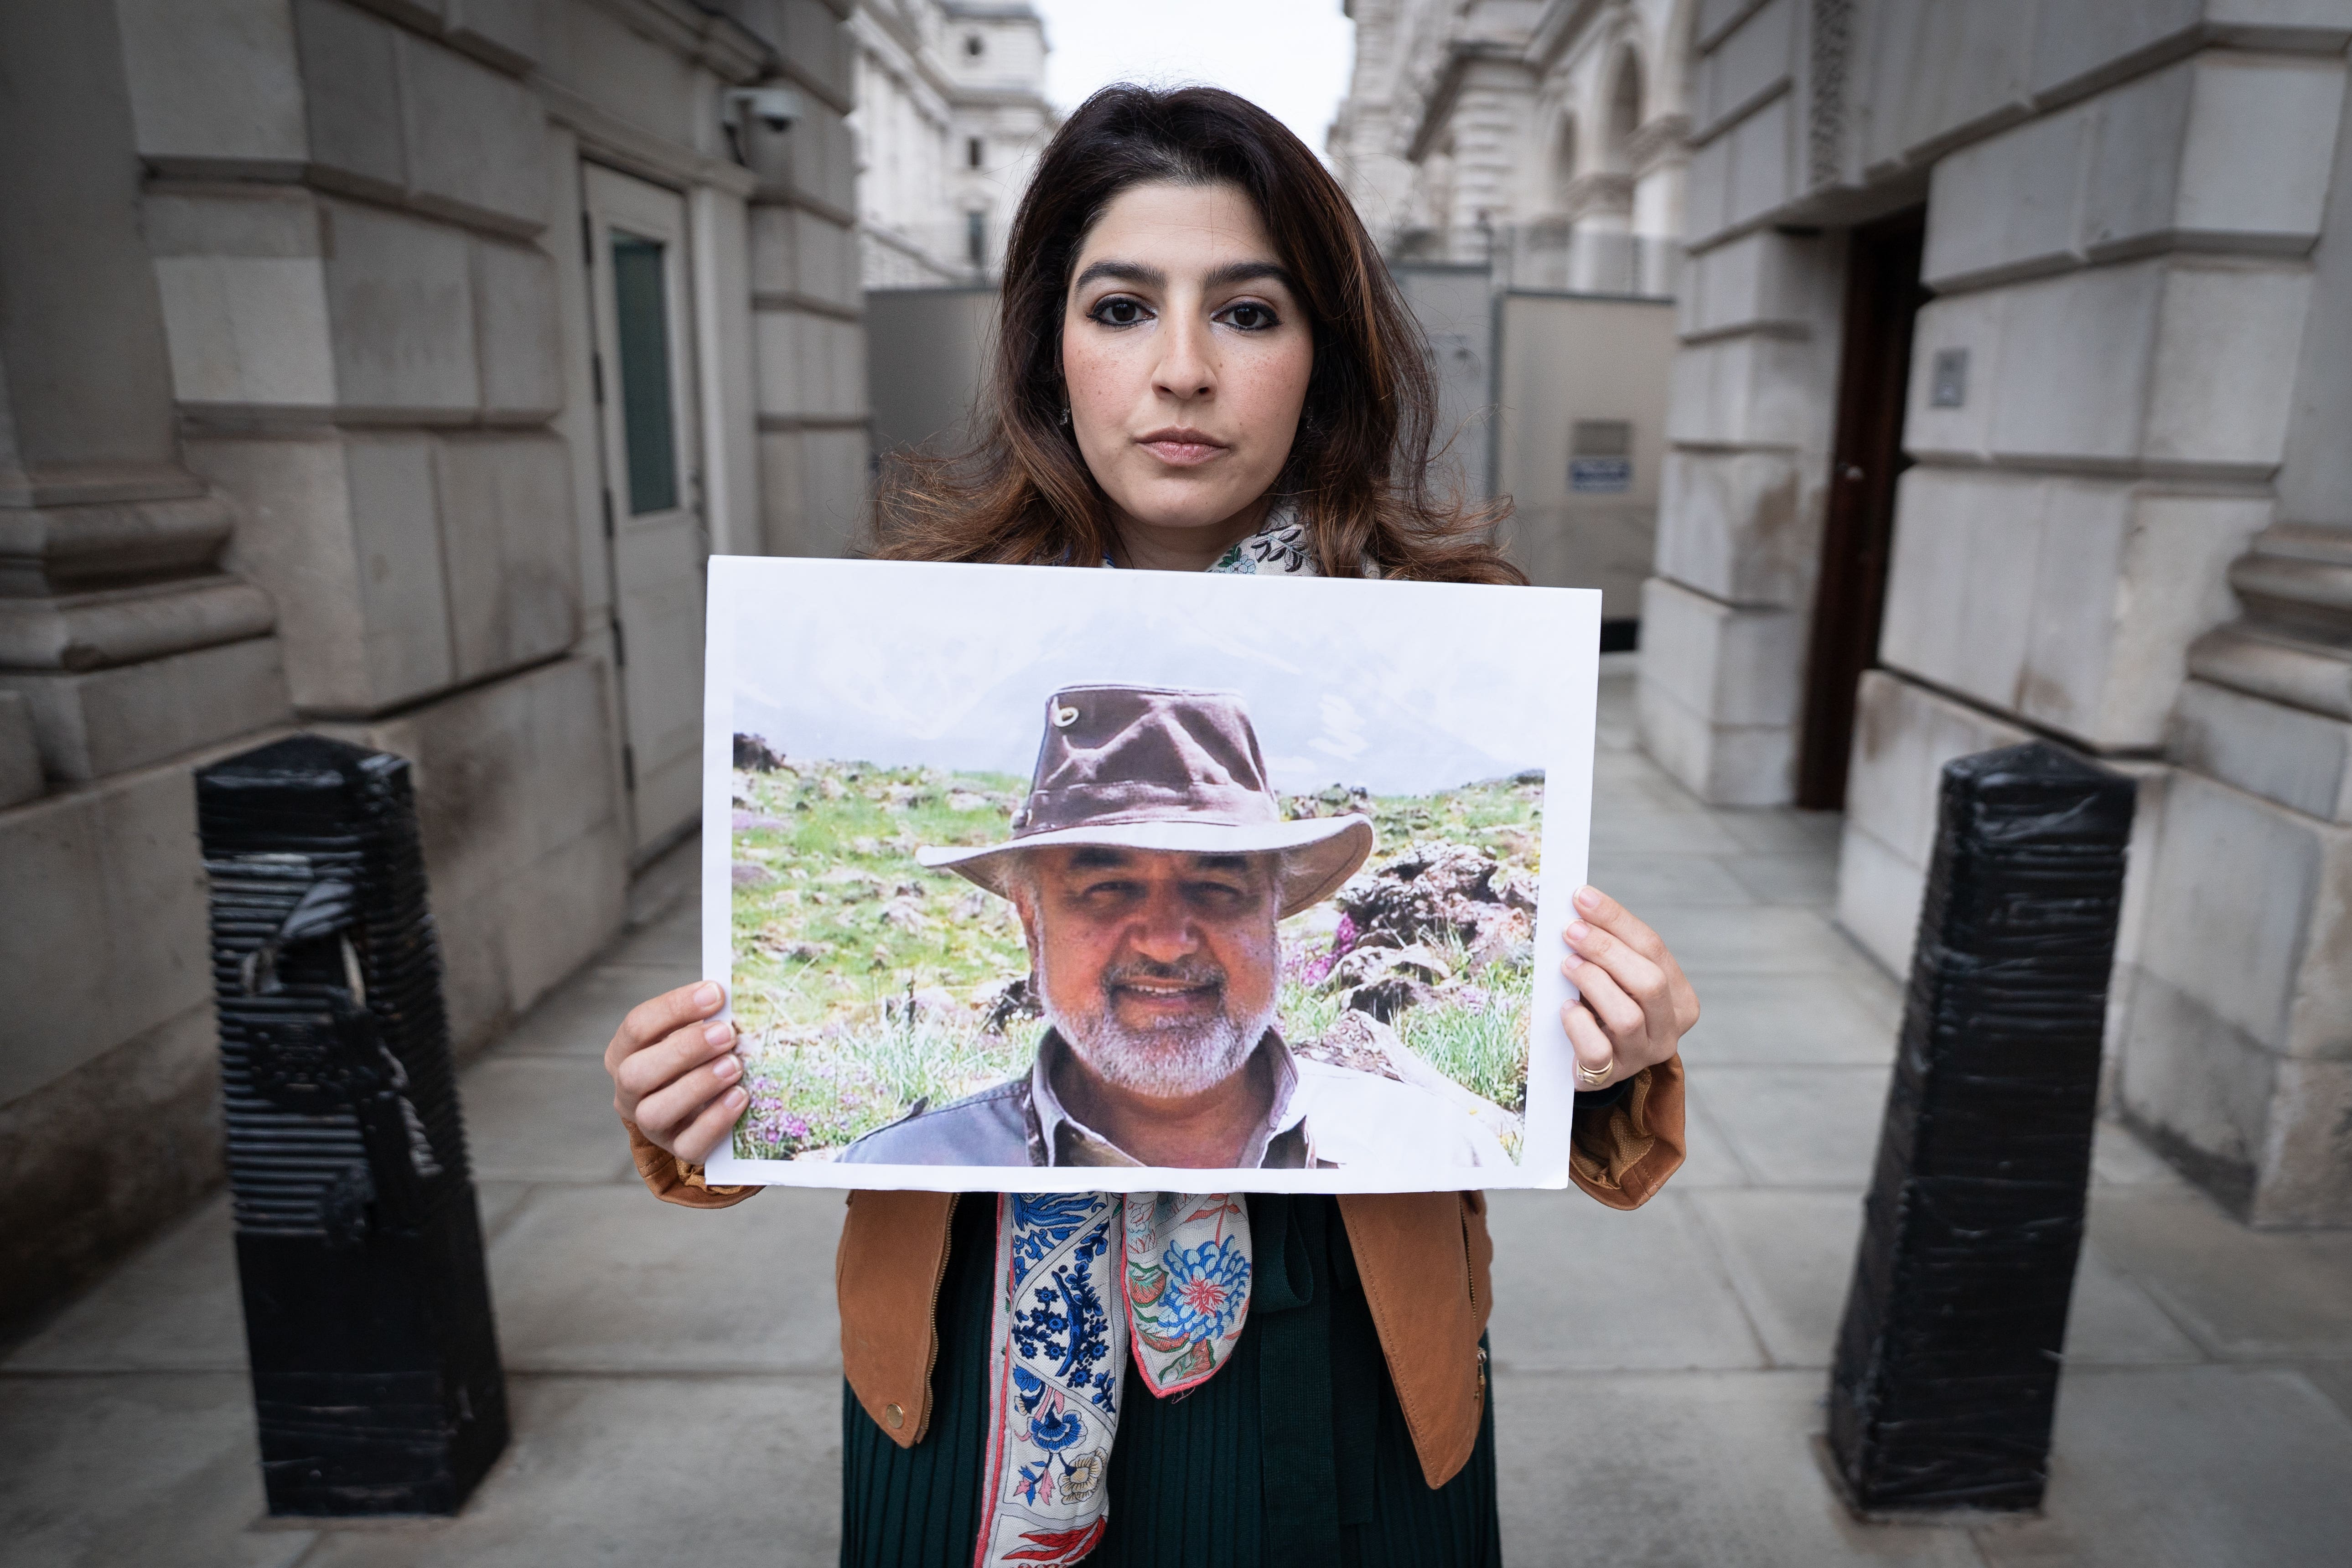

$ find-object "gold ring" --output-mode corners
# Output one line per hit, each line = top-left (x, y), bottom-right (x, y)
(1577, 1057), (1613, 1086)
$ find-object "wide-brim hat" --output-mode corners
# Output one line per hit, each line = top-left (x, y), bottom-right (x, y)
(917, 683), (1373, 919)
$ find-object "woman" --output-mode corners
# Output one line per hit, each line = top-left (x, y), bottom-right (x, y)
(605, 86), (1699, 1566)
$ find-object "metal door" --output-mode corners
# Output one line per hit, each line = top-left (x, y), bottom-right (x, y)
(584, 163), (705, 853)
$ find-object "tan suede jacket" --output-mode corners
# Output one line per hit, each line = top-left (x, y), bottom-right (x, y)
(627, 1053), (1684, 1491)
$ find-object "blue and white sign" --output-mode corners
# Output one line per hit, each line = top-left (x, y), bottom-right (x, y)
(1570, 456), (1632, 493)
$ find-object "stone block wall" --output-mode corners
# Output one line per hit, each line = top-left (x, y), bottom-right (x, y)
(1640, 215), (1844, 797)
(1647, 0), (2352, 1221)
(1, 0), (870, 1338)
(741, 0), (870, 557)
(122, 0), (622, 1059)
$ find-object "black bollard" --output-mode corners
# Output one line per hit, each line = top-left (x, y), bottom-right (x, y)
(1827, 741), (2134, 1513)
(197, 735), (508, 1516)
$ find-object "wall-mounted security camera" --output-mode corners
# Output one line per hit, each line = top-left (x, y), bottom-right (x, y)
(724, 86), (803, 135)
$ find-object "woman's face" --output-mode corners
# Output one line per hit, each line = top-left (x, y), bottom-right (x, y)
(1060, 180), (1314, 552)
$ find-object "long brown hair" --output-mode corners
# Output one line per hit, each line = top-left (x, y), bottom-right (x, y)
(870, 85), (1523, 585)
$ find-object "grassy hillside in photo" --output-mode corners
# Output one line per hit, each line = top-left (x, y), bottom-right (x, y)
(728, 744), (1542, 1161)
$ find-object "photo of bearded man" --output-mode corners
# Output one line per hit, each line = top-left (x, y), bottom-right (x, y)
(838, 685), (1510, 1170)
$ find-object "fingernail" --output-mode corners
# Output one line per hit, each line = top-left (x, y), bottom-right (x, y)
(1562, 954), (1582, 972)
(704, 1020), (731, 1047)
(724, 1087), (747, 1110)
(694, 982), (722, 1011)
(1568, 920), (1590, 942)
(713, 1055), (741, 1082)
(1575, 885), (1601, 911)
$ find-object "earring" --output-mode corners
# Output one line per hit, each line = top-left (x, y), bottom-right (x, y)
(1057, 405), (1071, 427)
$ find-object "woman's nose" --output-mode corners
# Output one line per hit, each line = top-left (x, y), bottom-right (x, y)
(1152, 310), (1214, 399)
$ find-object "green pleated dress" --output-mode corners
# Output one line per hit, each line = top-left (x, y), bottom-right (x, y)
(840, 1192), (1501, 1567)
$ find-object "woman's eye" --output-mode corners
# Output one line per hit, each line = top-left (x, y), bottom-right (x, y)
(1223, 303), (1278, 331)
(1091, 297), (1146, 326)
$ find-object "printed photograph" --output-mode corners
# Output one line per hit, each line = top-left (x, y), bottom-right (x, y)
(702, 557), (1598, 1190)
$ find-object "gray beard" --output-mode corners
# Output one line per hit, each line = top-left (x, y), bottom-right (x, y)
(1047, 965), (1274, 1099)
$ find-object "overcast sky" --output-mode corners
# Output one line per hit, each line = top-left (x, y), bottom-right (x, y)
(1028, 0), (1357, 163)
(718, 559), (1597, 798)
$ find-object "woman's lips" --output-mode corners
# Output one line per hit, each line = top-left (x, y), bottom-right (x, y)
(1137, 431), (1228, 466)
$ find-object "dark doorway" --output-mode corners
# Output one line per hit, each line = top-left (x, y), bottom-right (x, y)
(1796, 207), (1927, 810)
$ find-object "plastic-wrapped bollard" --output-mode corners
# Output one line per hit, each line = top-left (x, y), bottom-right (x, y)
(197, 735), (508, 1515)
(1827, 742), (2134, 1513)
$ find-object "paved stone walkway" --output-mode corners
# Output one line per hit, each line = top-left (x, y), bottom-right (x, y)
(8, 666), (2352, 1566)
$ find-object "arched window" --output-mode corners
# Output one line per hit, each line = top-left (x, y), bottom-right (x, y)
(1551, 115), (1579, 211)
(1607, 50), (1643, 170)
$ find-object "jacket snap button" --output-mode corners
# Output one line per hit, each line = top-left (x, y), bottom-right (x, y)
(884, 1402), (905, 1430)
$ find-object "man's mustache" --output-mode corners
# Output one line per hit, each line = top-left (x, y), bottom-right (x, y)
(1099, 957), (1227, 994)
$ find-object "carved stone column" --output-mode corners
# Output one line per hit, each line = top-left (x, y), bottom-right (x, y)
(2123, 525), (2352, 1224)
(0, 1), (288, 802)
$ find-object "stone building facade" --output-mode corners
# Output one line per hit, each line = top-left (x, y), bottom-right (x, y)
(1641, 0), (2352, 1226)
(0, 0), (871, 1336)
(848, 0), (1054, 286)
(1331, 0), (2351, 1226)
(1328, 0), (1692, 294)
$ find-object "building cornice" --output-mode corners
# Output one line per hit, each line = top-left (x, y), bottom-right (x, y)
(541, 78), (760, 198)
(945, 85), (1055, 112)
(1404, 40), (1538, 162)
(1559, 169), (1632, 218)
(1627, 112), (1690, 177)
(585, 0), (777, 85)
(1527, 0), (1606, 68)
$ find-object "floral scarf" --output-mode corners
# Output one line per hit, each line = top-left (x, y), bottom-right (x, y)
(976, 509), (1319, 1566)
(1097, 502), (1321, 576)
(974, 1193), (1253, 1564)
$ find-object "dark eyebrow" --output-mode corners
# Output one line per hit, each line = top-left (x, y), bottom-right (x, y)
(1072, 260), (1164, 291)
(1068, 845), (1135, 869)
(1070, 259), (1295, 295)
(1203, 261), (1294, 294)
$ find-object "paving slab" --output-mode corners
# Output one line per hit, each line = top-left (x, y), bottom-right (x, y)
(1587, 807), (1751, 857)
(1676, 973), (1900, 1066)
(459, 1055), (641, 1184)
(1594, 667), (1638, 751)
(601, 901), (699, 968)
(0, 1371), (309, 1568)
(1690, 1190), (2203, 1371)
(1711, 807), (1846, 855)
(1974, 1366), (2352, 1568)
(1593, 745), (1686, 790)
(487, 1184), (844, 1373)
(1687, 1188), (1867, 1368)
(1485, 1190), (1765, 1372)
(6, 1183), (551, 1379)
(498, 960), (701, 1057)
(293, 1374), (842, 1568)
(1722, 849), (1842, 906)
(2295, 1359), (2352, 1425)
(1492, 1369), (1987, 1568)
(5, 1194), (246, 1374)
(475, 1179), (536, 1239)
(1662, 1090), (1756, 1189)
(2085, 1188), (2352, 1359)
(1688, 1066), (1893, 1188)
(2088, 1118), (2191, 1190)
(1585, 850), (1762, 908)
(1642, 905), (1886, 979)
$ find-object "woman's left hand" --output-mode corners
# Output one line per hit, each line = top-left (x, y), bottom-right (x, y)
(1560, 884), (1699, 1089)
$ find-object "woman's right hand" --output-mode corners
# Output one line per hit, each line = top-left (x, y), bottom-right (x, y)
(605, 981), (745, 1164)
